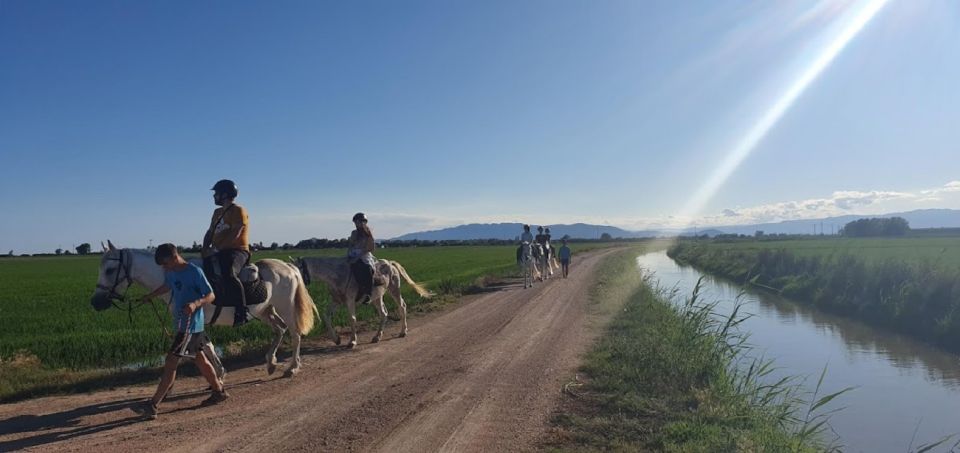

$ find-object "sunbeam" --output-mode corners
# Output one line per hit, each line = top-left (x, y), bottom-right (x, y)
(679, 0), (893, 225)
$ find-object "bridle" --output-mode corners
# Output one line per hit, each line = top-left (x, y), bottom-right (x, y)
(95, 249), (171, 336)
(97, 249), (134, 305)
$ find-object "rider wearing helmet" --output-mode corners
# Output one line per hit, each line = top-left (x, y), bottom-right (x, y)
(518, 224), (534, 263)
(520, 224), (534, 244)
(348, 212), (376, 304)
(535, 226), (546, 246)
(202, 179), (250, 326)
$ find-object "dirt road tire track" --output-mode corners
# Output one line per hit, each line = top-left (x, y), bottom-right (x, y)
(0, 248), (622, 452)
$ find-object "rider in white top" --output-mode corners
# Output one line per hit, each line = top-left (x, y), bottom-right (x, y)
(520, 224), (534, 244)
(518, 224), (534, 264)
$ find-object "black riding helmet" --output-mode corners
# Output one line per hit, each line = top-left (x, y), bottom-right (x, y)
(353, 212), (368, 223)
(211, 179), (238, 198)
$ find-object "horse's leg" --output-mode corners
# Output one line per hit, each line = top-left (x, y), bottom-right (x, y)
(393, 283), (408, 337)
(284, 332), (302, 377)
(323, 299), (340, 345)
(371, 295), (387, 343)
(381, 276), (408, 338)
(201, 339), (225, 383)
(262, 306), (288, 376)
(347, 299), (359, 348)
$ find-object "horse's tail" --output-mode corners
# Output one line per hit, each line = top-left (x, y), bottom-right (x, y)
(387, 260), (433, 298)
(288, 263), (317, 336)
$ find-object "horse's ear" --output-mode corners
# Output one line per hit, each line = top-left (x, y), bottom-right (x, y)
(107, 240), (116, 251)
(101, 241), (108, 252)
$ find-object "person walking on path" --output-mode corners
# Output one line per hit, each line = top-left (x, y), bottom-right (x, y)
(133, 244), (228, 420)
(558, 240), (572, 278)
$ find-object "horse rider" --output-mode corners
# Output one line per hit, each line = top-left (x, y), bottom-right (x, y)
(518, 224), (534, 263)
(202, 179), (250, 326)
(348, 212), (377, 304)
(535, 226), (548, 249)
(521, 224), (534, 244)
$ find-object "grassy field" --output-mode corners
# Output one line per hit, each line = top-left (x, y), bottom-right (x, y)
(668, 236), (960, 353)
(0, 243), (602, 401)
(703, 236), (960, 268)
(549, 248), (829, 451)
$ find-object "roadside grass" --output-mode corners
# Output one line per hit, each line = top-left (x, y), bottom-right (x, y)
(0, 243), (604, 402)
(549, 249), (838, 452)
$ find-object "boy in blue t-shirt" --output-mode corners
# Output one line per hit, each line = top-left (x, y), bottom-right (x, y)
(132, 243), (228, 419)
(558, 240), (572, 278)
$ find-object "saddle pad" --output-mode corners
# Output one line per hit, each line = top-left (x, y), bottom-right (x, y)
(244, 279), (269, 305)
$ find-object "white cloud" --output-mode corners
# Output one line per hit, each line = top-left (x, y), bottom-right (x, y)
(253, 182), (960, 240)
(695, 182), (960, 228)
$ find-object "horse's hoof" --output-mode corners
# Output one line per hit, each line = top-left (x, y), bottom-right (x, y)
(267, 362), (277, 375)
(348, 341), (357, 349)
(399, 331), (407, 338)
(283, 368), (298, 378)
(334, 336), (342, 346)
(371, 336), (381, 343)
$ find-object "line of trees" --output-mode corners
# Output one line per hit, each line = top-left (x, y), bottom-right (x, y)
(839, 217), (909, 237)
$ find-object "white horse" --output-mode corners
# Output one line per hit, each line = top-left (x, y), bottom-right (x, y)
(531, 242), (550, 281)
(90, 241), (317, 377)
(518, 242), (539, 288)
(544, 243), (556, 277)
(297, 256), (432, 348)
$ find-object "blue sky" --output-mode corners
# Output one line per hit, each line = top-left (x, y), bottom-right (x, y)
(2, 0), (959, 253)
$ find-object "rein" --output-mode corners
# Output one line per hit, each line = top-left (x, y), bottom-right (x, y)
(98, 249), (171, 338)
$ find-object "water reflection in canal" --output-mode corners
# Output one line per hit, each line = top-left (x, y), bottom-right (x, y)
(638, 251), (960, 452)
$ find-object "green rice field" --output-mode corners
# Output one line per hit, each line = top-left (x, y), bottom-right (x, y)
(0, 243), (602, 400)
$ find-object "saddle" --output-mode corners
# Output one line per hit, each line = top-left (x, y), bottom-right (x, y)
(207, 263), (269, 307)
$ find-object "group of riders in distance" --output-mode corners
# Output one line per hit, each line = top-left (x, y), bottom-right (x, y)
(516, 224), (572, 289)
(89, 179), (570, 419)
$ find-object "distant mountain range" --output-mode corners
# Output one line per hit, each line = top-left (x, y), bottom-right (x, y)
(389, 209), (960, 240)
(391, 223), (645, 241)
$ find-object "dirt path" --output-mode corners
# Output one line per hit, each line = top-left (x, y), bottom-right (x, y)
(0, 248), (620, 452)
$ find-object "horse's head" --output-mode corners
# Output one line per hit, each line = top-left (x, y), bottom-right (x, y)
(90, 240), (133, 311)
(295, 257), (311, 285)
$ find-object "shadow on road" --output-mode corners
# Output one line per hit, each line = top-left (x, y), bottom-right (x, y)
(0, 378), (268, 451)
(0, 397), (143, 451)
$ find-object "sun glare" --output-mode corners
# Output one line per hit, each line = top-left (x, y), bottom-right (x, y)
(678, 0), (892, 228)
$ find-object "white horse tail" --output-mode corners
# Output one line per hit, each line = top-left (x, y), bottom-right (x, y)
(288, 263), (317, 336)
(387, 260), (433, 298)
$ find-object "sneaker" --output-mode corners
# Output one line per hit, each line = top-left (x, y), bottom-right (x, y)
(132, 401), (158, 420)
(201, 390), (230, 407)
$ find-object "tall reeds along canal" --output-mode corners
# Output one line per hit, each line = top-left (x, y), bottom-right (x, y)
(640, 250), (960, 452)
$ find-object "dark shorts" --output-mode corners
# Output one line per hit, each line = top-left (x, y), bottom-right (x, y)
(561, 259), (570, 265)
(169, 331), (207, 358)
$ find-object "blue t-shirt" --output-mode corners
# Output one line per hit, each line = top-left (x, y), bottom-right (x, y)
(164, 263), (212, 333)
(559, 246), (571, 260)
